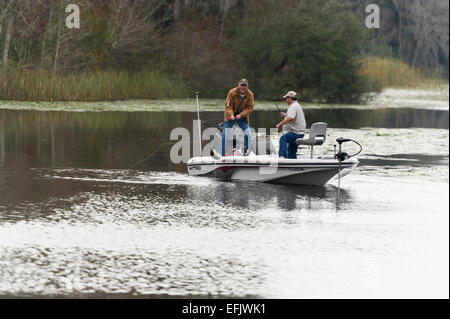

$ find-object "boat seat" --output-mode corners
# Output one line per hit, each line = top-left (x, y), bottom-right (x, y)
(296, 122), (327, 158)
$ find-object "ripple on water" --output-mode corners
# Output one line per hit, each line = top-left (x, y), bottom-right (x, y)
(39, 168), (216, 187)
(0, 127), (448, 298)
(0, 246), (268, 297)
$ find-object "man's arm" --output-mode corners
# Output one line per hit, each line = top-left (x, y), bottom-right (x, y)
(276, 117), (294, 129)
(224, 91), (234, 120)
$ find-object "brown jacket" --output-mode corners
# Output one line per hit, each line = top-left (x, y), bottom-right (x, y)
(224, 87), (255, 123)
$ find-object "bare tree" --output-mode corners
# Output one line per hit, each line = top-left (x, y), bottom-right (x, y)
(391, 0), (402, 58)
(2, 14), (13, 65)
(0, 0), (16, 66)
(349, 0), (449, 74)
(400, 0), (449, 72)
(108, 0), (163, 56)
(219, 0), (236, 42)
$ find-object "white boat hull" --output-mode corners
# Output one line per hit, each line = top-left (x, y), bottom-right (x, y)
(187, 155), (359, 186)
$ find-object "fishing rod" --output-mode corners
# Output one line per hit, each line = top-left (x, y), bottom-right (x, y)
(274, 102), (282, 113)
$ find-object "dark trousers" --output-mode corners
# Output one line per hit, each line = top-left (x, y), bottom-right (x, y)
(279, 132), (304, 159)
(221, 118), (252, 156)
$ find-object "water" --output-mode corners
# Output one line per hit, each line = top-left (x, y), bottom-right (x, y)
(0, 104), (448, 298)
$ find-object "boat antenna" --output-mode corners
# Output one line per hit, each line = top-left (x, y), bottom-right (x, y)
(195, 91), (202, 157)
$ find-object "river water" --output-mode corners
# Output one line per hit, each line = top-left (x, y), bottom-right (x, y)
(0, 104), (448, 298)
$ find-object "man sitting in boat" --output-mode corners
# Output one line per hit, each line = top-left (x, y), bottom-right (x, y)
(222, 79), (255, 156)
(276, 91), (306, 159)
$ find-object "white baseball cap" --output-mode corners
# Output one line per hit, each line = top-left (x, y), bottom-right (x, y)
(238, 79), (249, 86)
(283, 91), (298, 99)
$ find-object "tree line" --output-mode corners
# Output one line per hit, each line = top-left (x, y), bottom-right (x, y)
(0, 0), (448, 103)
(350, 0), (448, 75)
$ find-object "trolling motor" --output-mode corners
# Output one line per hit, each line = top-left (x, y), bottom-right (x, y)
(335, 138), (351, 161)
(334, 137), (363, 191)
(335, 138), (362, 160)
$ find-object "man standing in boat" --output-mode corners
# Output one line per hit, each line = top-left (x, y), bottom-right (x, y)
(222, 79), (254, 156)
(276, 91), (306, 159)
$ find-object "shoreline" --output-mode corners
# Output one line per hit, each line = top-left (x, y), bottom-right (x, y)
(0, 87), (448, 112)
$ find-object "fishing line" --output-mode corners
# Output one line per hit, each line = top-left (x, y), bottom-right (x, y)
(128, 119), (223, 171)
(127, 142), (176, 170)
(127, 140), (200, 170)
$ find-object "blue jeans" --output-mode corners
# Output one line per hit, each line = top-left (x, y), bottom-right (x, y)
(279, 132), (304, 159)
(221, 118), (252, 156)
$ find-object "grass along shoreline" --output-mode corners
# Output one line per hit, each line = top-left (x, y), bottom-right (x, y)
(364, 57), (448, 89)
(0, 59), (448, 105)
(0, 68), (188, 101)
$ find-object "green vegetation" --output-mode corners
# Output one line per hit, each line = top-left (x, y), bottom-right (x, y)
(0, 0), (448, 103)
(0, 67), (188, 101)
(364, 57), (448, 89)
(235, 1), (376, 103)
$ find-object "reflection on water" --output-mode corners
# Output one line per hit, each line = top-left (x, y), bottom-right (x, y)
(0, 108), (448, 171)
(0, 167), (447, 298)
(0, 109), (448, 298)
(252, 108), (449, 130)
(0, 167), (353, 297)
(1, 168), (351, 223)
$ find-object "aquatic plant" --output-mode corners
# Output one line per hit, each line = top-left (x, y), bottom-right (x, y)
(364, 57), (448, 89)
(0, 67), (188, 101)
